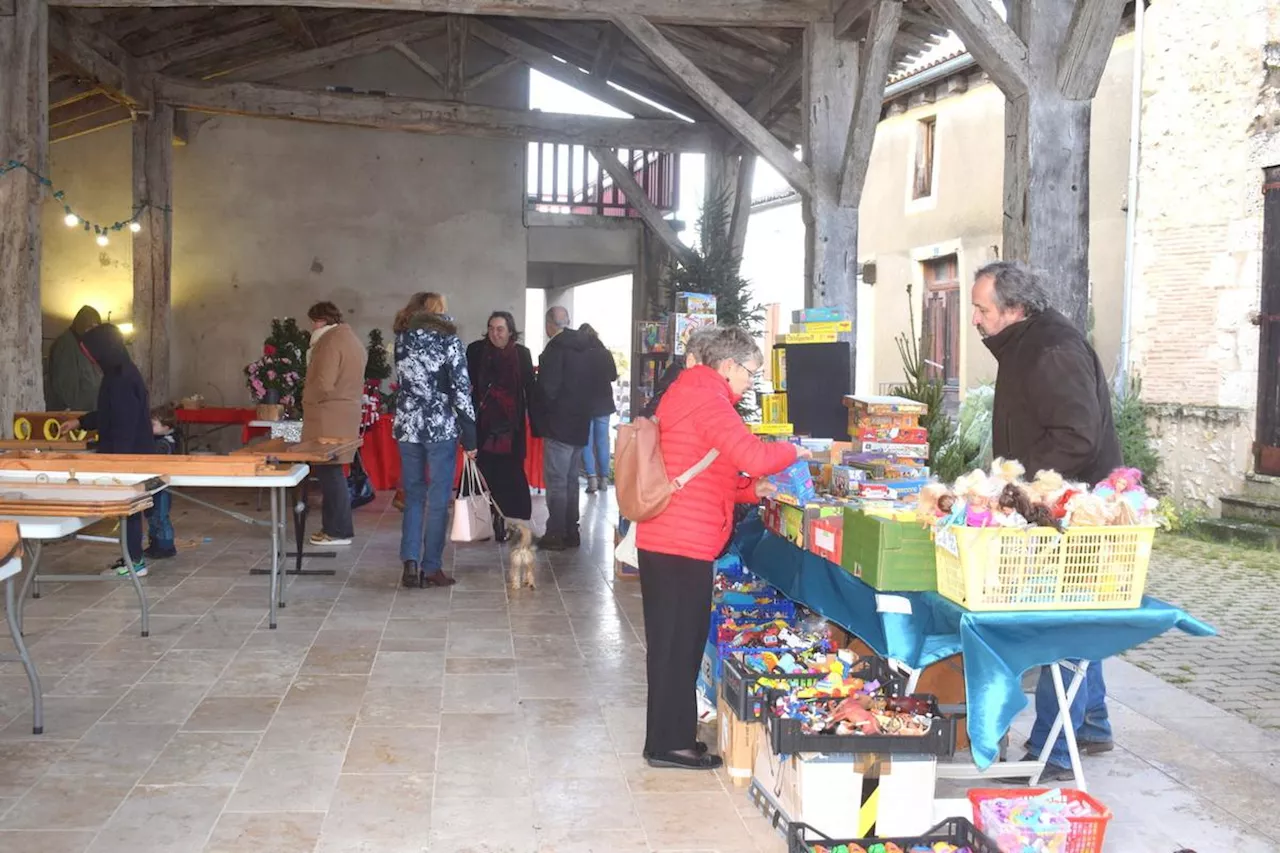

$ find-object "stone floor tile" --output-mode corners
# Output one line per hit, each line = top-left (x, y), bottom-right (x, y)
(101, 682), (210, 725)
(227, 750), (344, 812)
(0, 830), (96, 853)
(88, 784), (232, 853)
(183, 695), (280, 732)
(0, 774), (136, 830)
(203, 810), (325, 853)
(47, 722), (179, 779)
(532, 776), (640, 830)
(141, 731), (260, 786)
(317, 772), (433, 851)
(342, 725), (438, 773)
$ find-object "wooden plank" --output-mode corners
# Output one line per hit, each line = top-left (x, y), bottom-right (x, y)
(0, 440), (90, 451)
(132, 103), (175, 405)
(924, 0), (1029, 98)
(0, 0), (48, 447)
(1056, 0), (1125, 100)
(658, 25), (777, 78)
(591, 24), (623, 77)
(50, 103), (132, 143)
(47, 10), (147, 106)
(50, 90), (118, 128)
(838, 0), (900, 208)
(136, 19), (282, 73)
(446, 14), (467, 98)
(48, 0), (830, 28)
(613, 13), (814, 198)
(835, 0), (877, 37)
(729, 151), (755, 263)
(464, 55), (521, 91)
(233, 437), (362, 461)
(0, 453), (285, 476)
(468, 19), (667, 119)
(391, 41), (446, 89)
(590, 145), (695, 268)
(273, 7), (319, 49)
(49, 77), (99, 108)
(154, 75), (717, 151)
(0, 477), (166, 493)
(221, 17), (447, 83)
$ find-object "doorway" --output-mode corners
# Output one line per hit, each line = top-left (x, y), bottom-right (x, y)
(921, 254), (961, 414)
(1257, 166), (1280, 475)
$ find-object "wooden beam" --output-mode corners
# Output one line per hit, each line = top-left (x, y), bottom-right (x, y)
(50, 90), (118, 127)
(273, 7), (319, 49)
(137, 19), (282, 74)
(728, 152), (755, 264)
(613, 13), (814, 198)
(222, 17), (446, 83)
(924, 0), (1030, 98)
(132, 103), (174, 404)
(658, 25), (777, 78)
(48, 0), (829, 27)
(0, 0), (48, 434)
(391, 42), (447, 90)
(49, 78), (100, 108)
(835, 0), (876, 37)
(154, 76), (717, 150)
(51, 103), (132, 142)
(464, 55), (520, 91)
(469, 19), (666, 118)
(47, 10), (147, 106)
(1057, 0), (1125, 100)
(446, 14), (467, 98)
(591, 24), (623, 77)
(745, 40), (802, 125)
(838, 0), (900, 207)
(589, 146), (695, 267)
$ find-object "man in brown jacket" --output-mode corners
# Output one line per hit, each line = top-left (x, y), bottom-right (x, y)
(302, 301), (367, 546)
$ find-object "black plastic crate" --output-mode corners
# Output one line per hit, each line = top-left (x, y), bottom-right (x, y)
(787, 817), (1000, 853)
(722, 654), (907, 723)
(766, 694), (957, 757)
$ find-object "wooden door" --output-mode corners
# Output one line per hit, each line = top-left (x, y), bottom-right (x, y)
(921, 255), (961, 413)
(1258, 167), (1280, 475)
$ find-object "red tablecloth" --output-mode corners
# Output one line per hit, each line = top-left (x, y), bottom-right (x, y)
(175, 406), (261, 444)
(362, 415), (544, 492)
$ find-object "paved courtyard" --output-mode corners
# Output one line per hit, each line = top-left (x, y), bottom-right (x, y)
(1122, 535), (1280, 730)
(0, 489), (1274, 852)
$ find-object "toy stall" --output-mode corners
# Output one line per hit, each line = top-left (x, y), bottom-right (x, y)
(694, 349), (1216, 853)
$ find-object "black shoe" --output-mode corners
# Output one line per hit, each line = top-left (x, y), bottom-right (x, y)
(646, 750), (723, 770)
(645, 741), (708, 759)
(993, 753), (1074, 784)
(538, 535), (565, 552)
(422, 570), (457, 587)
(401, 560), (421, 588)
(565, 530), (581, 548)
(143, 544), (177, 560)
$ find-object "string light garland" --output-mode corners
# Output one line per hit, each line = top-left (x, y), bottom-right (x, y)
(0, 159), (171, 246)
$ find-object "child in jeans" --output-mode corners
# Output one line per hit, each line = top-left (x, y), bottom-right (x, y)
(145, 405), (178, 559)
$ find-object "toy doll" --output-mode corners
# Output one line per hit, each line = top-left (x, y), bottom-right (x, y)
(990, 457), (1027, 488)
(1064, 492), (1108, 527)
(1095, 467), (1152, 518)
(956, 470), (995, 527)
(998, 482), (1062, 531)
(916, 483), (956, 527)
(1028, 469), (1065, 504)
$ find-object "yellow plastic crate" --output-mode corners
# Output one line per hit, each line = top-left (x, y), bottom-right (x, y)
(933, 525), (1154, 611)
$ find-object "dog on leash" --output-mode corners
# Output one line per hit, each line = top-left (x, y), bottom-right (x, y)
(506, 521), (536, 590)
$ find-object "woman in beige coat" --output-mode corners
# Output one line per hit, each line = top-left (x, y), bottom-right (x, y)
(302, 301), (367, 546)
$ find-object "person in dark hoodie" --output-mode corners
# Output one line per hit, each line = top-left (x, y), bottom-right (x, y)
(578, 323), (618, 495)
(393, 292), (477, 589)
(46, 305), (102, 411)
(533, 306), (593, 551)
(59, 323), (153, 577)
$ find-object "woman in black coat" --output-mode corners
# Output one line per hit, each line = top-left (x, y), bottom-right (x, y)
(465, 311), (536, 541)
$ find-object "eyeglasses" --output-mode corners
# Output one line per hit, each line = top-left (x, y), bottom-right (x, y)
(735, 361), (763, 381)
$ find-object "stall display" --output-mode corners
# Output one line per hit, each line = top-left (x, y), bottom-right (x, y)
(842, 396), (931, 498)
(767, 692), (957, 757)
(789, 817), (999, 853)
(969, 788), (1112, 853)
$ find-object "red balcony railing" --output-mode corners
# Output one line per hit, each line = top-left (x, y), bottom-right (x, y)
(526, 143), (679, 217)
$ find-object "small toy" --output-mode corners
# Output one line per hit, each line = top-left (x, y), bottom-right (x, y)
(1094, 466), (1155, 523)
(954, 470), (995, 527)
(990, 457), (1026, 487)
(916, 483), (956, 525)
(1064, 492), (1109, 527)
(769, 459), (818, 505)
(1027, 469), (1065, 504)
(997, 482), (1062, 531)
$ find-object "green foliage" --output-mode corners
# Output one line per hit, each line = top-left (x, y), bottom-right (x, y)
(244, 318), (308, 407)
(365, 328), (392, 384)
(1153, 496), (1204, 533)
(660, 188), (764, 331)
(889, 285), (982, 482)
(1112, 373), (1160, 488)
(954, 383), (995, 470)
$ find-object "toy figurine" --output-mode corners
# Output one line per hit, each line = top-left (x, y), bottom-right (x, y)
(916, 483), (956, 527)
(1028, 469), (1065, 504)
(998, 482), (1063, 531)
(990, 457), (1027, 487)
(1094, 466), (1154, 522)
(1064, 492), (1108, 527)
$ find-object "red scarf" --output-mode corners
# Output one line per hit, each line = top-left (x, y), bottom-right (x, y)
(476, 341), (521, 454)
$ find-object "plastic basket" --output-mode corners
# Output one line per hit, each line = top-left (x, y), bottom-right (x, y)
(720, 653), (904, 722)
(788, 816), (1000, 853)
(766, 694), (957, 757)
(934, 524), (1154, 611)
(968, 788), (1112, 853)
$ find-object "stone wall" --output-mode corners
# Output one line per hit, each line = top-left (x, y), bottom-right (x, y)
(1129, 0), (1280, 508)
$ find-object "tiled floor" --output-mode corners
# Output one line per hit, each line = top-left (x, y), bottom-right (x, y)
(0, 487), (1276, 852)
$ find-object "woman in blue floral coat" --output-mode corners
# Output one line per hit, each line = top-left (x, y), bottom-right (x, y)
(393, 292), (477, 588)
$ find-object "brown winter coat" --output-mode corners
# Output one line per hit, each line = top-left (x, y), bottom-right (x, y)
(302, 323), (367, 463)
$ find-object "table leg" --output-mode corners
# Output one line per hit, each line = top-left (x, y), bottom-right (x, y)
(268, 486), (280, 630)
(16, 540), (43, 633)
(1029, 661), (1089, 790)
(119, 521), (150, 638)
(5, 573), (43, 734)
(282, 478), (337, 576)
(276, 487), (288, 610)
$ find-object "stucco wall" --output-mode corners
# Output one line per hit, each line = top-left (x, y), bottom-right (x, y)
(1129, 0), (1277, 506)
(41, 38), (528, 409)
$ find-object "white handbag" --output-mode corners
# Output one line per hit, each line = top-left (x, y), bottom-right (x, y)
(615, 521), (639, 568)
(450, 457), (495, 543)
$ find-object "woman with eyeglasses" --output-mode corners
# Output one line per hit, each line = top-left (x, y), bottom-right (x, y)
(634, 326), (809, 771)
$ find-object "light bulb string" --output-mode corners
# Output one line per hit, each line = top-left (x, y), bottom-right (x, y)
(0, 158), (172, 236)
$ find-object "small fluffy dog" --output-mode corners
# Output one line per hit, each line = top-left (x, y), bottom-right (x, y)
(506, 521), (536, 590)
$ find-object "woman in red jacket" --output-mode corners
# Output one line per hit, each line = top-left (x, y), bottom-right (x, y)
(636, 326), (809, 770)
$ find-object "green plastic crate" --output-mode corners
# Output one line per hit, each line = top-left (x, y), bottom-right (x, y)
(840, 510), (937, 590)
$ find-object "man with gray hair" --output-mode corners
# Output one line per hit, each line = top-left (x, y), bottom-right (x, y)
(533, 305), (593, 550)
(973, 260), (1121, 782)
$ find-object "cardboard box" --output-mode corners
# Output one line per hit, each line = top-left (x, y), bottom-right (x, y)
(760, 393), (789, 424)
(672, 313), (717, 355)
(850, 413), (922, 430)
(844, 395), (930, 417)
(782, 331), (851, 344)
(749, 422), (793, 435)
(841, 510), (937, 590)
(676, 291), (716, 314)
(752, 742), (874, 839)
(855, 427), (929, 444)
(860, 441), (929, 459)
(791, 307), (847, 323)
(772, 346), (787, 390)
(790, 320), (853, 334)
(717, 697), (761, 786)
(809, 516), (843, 563)
(830, 465), (867, 498)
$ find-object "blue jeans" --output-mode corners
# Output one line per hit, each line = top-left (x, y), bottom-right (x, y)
(583, 415), (611, 478)
(542, 439), (583, 539)
(145, 489), (174, 548)
(1027, 660), (1112, 769)
(399, 439), (457, 571)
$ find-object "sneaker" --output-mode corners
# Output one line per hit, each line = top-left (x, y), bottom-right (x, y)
(586, 476), (599, 495)
(143, 543), (177, 560)
(102, 559), (148, 578)
(310, 532), (353, 546)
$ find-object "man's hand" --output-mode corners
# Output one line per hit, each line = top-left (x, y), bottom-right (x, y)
(795, 446), (813, 460)
(753, 478), (778, 498)
(59, 418), (80, 434)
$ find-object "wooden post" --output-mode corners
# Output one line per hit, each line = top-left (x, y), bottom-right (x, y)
(802, 21), (858, 322)
(0, 0), (48, 431)
(132, 102), (174, 404)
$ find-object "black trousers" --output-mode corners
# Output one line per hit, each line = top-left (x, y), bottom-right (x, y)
(638, 549), (713, 755)
(314, 463), (354, 538)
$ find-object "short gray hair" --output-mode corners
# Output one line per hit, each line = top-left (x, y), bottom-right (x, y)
(975, 261), (1051, 316)
(545, 305), (570, 329)
(700, 326), (763, 370)
(684, 328), (717, 363)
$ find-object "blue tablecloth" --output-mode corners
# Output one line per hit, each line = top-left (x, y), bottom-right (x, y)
(734, 515), (1217, 768)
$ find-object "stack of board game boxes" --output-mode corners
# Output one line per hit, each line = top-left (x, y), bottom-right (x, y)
(830, 395), (930, 500)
